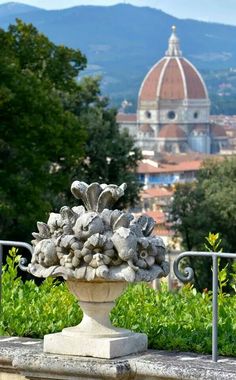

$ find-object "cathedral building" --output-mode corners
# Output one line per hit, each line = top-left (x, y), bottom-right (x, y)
(117, 26), (228, 154)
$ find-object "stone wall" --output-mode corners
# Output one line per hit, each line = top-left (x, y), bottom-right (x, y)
(0, 337), (236, 380)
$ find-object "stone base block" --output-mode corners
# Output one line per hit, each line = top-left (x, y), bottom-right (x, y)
(44, 330), (147, 359)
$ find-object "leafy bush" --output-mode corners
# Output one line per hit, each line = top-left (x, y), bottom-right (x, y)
(1, 248), (82, 337)
(1, 248), (236, 356)
(112, 283), (236, 356)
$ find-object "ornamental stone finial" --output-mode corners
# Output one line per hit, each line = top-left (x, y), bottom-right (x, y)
(21, 181), (169, 359)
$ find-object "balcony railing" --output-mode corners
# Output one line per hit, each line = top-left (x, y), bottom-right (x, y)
(0, 240), (235, 362)
(174, 250), (236, 362)
(0, 240), (33, 309)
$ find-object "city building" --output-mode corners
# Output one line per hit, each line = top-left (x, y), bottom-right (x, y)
(140, 186), (173, 211)
(210, 115), (236, 153)
(137, 158), (202, 187)
(132, 185), (179, 252)
(117, 26), (229, 154)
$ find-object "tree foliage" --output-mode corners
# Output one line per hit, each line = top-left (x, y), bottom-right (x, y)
(0, 20), (141, 242)
(171, 157), (236, 290)
(69, 76), (142, 208)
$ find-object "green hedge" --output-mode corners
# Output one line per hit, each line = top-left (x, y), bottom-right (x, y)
(1, 248), (236, 356)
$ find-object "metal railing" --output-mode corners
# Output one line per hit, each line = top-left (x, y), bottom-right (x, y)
(0, 241), (235, 362)
(0, 240), (33, 308)
(174, 251), (236, 362)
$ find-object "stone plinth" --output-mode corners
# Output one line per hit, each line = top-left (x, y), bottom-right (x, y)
(44, 329), (147, 359)
(44, 281), (147, 358)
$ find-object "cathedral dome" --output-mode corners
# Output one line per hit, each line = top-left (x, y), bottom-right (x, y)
(159, 124), (186, 139)
(133, 26), (213, 154)
(139, 123), (154, 135)
(138, 26), (208, 103)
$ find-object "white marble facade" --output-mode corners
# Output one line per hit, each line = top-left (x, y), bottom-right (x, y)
(118, 27), (228, 154)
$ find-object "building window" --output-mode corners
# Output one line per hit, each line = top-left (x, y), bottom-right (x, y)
(193, 111), (199, 119)
(167, 111), (176, 120)
(145, 111), (151, 119)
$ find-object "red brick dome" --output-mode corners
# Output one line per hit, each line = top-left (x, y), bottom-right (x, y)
(159, 124), (186, 139)
(139, 124), (154, 134)
(138, 26), (208, 103)
(139, 57), (208, 102)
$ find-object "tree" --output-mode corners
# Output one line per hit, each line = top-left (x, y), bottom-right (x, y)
(171, 157), (236, 290)
(69, 76), (142, 208)
(0, 20), (141, 243)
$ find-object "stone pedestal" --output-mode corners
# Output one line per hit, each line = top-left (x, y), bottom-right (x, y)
(44, 281), (147, 359)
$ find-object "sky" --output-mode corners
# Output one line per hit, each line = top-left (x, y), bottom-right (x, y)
(1, 0), (236, 26)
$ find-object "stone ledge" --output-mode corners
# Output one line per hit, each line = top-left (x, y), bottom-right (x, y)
(131, 351), (236, 380)
(0, 336), (236, 380)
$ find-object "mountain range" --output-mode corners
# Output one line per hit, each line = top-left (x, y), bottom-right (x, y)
(0, 2), (236, 107)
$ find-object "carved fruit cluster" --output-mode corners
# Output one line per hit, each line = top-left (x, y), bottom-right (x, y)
(28, 181), (169, 282)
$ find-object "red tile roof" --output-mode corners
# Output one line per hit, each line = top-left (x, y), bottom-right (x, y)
(141, 187), (173, 199)
(138, 58), (166, 102)
(156, 229), (174, 236)
(211, 124), (227, 137)
(137, 160), (202, 174)
(160, 153), (210, 164)
(139, 57), (207, 103)
(116, 113), (137, 123)
(181, 58), (207, 99)
(160, 58), (185, 100)
(139, 124), (154, 134)
(143, 210), (166, 224)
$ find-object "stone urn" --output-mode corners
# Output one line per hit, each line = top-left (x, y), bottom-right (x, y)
(21, 181), (169, 358)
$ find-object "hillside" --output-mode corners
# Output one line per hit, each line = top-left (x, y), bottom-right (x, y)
(0, 2), (40, 16)
(0, 2), (236, 110)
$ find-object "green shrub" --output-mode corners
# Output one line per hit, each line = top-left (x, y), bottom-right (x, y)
(1, 248), (236, 356)
(1, 248), (82, 337)
(112, 282), (236, 356)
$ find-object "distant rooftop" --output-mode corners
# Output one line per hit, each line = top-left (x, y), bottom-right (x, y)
(137, 160), (203, 174)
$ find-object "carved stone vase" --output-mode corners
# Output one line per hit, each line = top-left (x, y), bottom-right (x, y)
(21, 181), (169, 358)
(44, 280), (147, 358)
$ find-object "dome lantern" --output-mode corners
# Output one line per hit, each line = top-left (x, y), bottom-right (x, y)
(165, 26), (182, 57)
